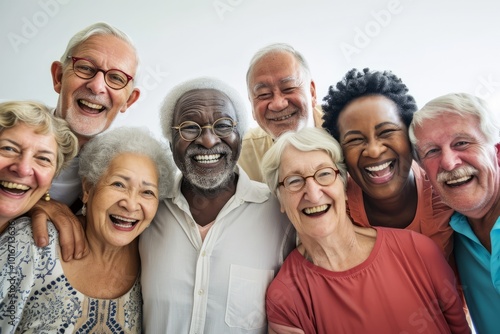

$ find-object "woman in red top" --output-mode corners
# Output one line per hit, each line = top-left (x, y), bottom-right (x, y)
(261, 127), (469, 334)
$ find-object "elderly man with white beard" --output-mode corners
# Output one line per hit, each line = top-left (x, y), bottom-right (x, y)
(139, 77), (295, 334)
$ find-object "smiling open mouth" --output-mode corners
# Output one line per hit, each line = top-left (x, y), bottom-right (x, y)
(78, 99), (105, 113)
(303, 204), (330, 216)
(445, 175), (473, 187)
(365, 160), (394, 178)
(110, 214), (138, 228)
(193, 154), (223, 164)
(0, 181), (30, 195)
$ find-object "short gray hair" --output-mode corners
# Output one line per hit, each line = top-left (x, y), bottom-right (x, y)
(78, 127), (175, 199)
(160, 77), (249, 143)
(246, 43), (312, 89)
(409, 93), (500, 147)
(60, 22), (138, 74)
(0, 100), (78, 175)
(261, 127), (347, 197)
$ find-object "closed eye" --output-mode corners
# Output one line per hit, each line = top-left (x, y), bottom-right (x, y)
(343, 137), (364, 146)
(257, 93), (272, 100)
(379, 128), (398, 136)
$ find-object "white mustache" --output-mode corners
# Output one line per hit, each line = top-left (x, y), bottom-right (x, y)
(436, 165), (478, 183)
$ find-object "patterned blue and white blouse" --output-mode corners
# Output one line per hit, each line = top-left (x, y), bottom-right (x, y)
(0, 217), (142, 333)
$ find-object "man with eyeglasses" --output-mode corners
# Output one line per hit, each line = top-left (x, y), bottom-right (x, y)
(32, 22), (140, 259)
(138, 77), (295, 333)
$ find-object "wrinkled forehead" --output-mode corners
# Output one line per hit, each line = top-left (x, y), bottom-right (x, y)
(250, 52), (306, 84)
(174, 89), (236, 120)
(72, 34), (138, 74)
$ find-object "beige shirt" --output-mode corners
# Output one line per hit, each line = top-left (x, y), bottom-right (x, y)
(238, 105), (324, 182)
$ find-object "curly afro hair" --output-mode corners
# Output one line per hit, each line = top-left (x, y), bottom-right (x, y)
(321, 68), (417, 141)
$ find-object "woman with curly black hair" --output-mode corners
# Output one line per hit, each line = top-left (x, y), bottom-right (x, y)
(321, 68), (454, 260)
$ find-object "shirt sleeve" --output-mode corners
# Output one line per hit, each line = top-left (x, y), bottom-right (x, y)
(412, 232), (471, 333)
(266, 279), (302, 329)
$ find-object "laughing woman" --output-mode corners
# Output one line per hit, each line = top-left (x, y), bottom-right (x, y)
(1, 126), (175, 333)
(321, 68), (453, 259)
(0, 101), (78, 331)
(261, 127), (469, 333)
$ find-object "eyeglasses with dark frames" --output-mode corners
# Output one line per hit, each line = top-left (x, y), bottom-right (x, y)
(172, 117), (238, 142)
(68, 56), (133, 90)
(278, 167), (340, 193)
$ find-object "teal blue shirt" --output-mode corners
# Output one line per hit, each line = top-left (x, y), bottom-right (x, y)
(450, 212), (500, 334)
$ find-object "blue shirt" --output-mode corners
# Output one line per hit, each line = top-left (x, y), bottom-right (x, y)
(450, 212), (500, 334)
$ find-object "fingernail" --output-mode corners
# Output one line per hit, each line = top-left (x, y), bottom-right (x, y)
(37, 237), (47, 247)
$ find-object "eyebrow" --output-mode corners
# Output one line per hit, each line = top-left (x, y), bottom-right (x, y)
(2, 138), (56, 157)
(283, 162), (334, 176)
(342, 121), (401, 138)
(251, 76), (300, 93)
(116, 174), (158, 188)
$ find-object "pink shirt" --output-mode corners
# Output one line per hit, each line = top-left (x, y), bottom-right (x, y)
(266, 227), (470, 334)
(346, 161), (454, 259)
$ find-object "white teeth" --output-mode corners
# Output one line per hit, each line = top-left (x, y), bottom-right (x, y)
(80, 100), (104, 110)
(273, 114), (292, 121)
(111, 215), (136, 223)
(114, 222), (134, 228)
(194, 154), (221, 164)
(365, 161), (391, 172)
(304, 204), (328, 215)
(0, 181), (30, 190)
(446, 176), (471, 185)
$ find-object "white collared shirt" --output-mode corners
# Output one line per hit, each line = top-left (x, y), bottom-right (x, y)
(139, 167), (295, 334)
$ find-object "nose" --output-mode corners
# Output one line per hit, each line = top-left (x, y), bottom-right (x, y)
(303, 177), (323, 203)
(118, 194), (140, 212)
(85, 71), (107, 94)
(10, 155), (33, 177)
(194, 128), (221, 149)
(440, 147), (462, 171)
(362, 139), (386, 158)
(268, 92), (288, 112)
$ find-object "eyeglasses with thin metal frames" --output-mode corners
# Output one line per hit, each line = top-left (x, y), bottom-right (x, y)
(278, 167), (340, 193)
(68, 56), (133, 90)
(171, 117), (238, 142)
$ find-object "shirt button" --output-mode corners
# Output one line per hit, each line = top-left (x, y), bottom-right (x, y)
(198, 289), (204, 295)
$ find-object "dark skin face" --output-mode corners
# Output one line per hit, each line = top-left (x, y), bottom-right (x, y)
(337, 95), (417, 228)
(171, 89), (241, 226)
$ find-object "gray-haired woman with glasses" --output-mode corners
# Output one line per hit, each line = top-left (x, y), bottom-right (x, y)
(260, 127), (469, 334)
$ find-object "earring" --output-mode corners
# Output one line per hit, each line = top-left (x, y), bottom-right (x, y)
(81, 204), (86, 216)
(43, 192), (50, 201)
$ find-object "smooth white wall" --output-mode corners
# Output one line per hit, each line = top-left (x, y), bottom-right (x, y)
(1, 0), (500, 140)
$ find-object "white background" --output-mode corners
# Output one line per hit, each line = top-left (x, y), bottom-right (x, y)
(0, 1), (491, 331)
(1, 0), (500, 142)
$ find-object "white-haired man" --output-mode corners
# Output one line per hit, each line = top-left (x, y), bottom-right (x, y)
(409, 92), (500, 334)
(239, 43), (323, 182)
(139, 77), (295, 333)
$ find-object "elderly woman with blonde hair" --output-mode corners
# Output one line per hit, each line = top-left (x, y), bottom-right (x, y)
(261, 127), (470, 333)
